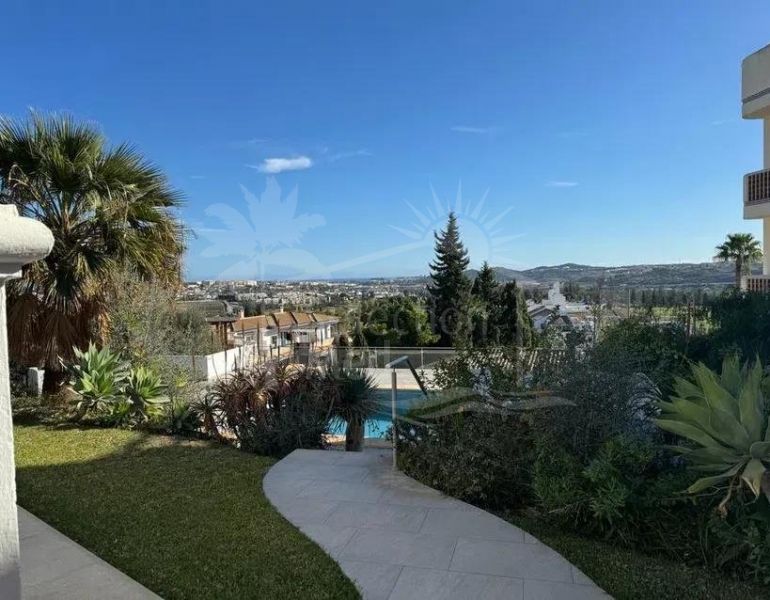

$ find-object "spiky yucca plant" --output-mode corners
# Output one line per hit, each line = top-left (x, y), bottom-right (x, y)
(656, 357), (770, 510)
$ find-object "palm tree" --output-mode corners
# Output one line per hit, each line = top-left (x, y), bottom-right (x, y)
(0, 113), (185, 384)
(714, 233), (763, 289)
(324, 367), (377, 451)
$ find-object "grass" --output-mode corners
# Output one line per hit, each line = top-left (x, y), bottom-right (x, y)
(14, 425), (359, 600)
(504, 514), (768, 600)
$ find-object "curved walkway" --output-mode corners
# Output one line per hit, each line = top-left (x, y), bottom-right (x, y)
(263, 448), (610, 600)
(18, 507), (159, 599)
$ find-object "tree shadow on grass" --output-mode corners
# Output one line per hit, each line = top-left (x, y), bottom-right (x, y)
(15, 426), (359, 600)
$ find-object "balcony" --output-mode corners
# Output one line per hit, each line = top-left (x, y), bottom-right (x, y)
(744, 168), (770, 218)
(743, 275), (770, 293)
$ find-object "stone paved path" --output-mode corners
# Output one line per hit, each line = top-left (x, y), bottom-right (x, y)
(263, 448), (610, 600)
(18, 507), (160, 599)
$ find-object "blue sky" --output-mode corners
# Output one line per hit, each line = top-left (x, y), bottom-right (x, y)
(4, 1), (770, 279)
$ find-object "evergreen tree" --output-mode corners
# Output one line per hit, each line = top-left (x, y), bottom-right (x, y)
(470, 261), (499, 346)
(563, 281), (582, 302)
(498, 281), (534, 347)
(427, 212), (471, 346)
(471, 262), (498, 304)
(356, 296), (437, 347)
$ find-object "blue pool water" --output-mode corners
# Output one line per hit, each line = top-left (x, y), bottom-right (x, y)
(329, 389), (425, 439)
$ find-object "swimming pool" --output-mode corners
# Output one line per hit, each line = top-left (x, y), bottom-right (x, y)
(329, 389), (426, 439)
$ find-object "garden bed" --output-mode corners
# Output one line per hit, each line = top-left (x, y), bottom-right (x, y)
(503, 514), (768, 600)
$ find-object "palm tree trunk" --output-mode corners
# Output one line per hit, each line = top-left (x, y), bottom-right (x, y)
(736, 258), (743, 289)
(345, 415), (364, 452)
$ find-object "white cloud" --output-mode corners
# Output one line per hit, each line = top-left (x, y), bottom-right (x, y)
(545, 181), (579, 188)
(229, 137), (267, 149)
(328, 149), (372, 162)
(451, 125), (496, 134)
(250, 156), (314, 174)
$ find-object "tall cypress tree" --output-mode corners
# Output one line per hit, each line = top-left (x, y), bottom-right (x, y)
(471, 261), (498, 304)
(471, 261), (499, 346)
(498, 281), (534, 347)
(427, 212), (471, 346)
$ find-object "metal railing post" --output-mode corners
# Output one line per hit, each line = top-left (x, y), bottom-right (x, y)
(391, 368), (397, 470)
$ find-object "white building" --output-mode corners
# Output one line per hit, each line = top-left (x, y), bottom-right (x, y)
(742, 44), (770, 291)
(230, 310), (339, 355)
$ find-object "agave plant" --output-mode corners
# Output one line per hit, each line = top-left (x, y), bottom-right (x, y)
(168, 398), (200, 435)
(656, 357), (770, 510)
(124, 365), (168, 423)
(64, 343), (127, 419)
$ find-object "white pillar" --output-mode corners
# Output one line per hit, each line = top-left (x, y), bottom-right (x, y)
(764, 119), (770, 170)
(764, 218), (770, 276)
(0, 205), (53, 600)
(764, 120), (770, 276)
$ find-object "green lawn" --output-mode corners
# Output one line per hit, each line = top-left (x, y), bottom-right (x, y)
(14, 425), (359, 600)
(505, 515), (769, 600)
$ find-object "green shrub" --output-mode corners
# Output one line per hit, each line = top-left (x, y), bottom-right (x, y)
(104, 399), (134, 427)
(432, 346), (520, 394)
(698, 291), (770, 366)
(591, 317), (689, 392)
(530, 318), (687, 463)
(397, 411), (534, 508)
(186, 395), (221, 437)
(533, 435), (699, 556)
(211, 363), (331, 457)
(705, 497), (770, 584)
(168, 397), (200, 435)
(9, 360), (27, 399)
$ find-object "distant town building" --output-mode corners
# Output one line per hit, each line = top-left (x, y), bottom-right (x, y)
(230, 310), (340, 358)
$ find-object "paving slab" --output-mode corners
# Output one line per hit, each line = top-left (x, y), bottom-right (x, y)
(339, 528), (457, 569)
(389, 567), (524, 600)
(449, 537), (573, 582)
(18, 507), (160, 600)
(263, 448), (611, 599)
(338, 560), (403, 600)
(419, 508), (525, 542)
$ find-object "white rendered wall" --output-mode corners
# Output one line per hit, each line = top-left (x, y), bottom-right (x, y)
(0, 205), (53, 600)
(743, 44), (770, 119)
(0, 286), (20, 598)
(762, 120), (770, 273)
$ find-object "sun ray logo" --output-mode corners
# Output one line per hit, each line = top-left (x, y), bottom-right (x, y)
(195, 178), (524, 282)
(197, 177), (328, 280)
(393, 182), (524, 269)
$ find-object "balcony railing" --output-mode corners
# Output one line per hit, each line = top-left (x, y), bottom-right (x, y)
(745, 168), (770, 206)
(743, 275), (770, 293)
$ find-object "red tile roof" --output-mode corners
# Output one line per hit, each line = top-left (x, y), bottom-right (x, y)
(233, 311), (338, 332)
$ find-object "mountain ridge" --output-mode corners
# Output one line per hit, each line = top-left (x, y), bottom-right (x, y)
(493, 261), (743, 287)
(458, 262), (753, 287)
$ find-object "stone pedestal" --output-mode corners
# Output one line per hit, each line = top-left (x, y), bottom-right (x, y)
(26, 369), (44, 398)
(0, 205), (53, 599)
